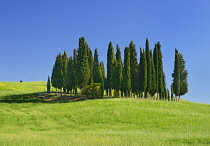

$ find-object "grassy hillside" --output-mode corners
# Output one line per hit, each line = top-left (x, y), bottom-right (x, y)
(0, 99), (210, 145)
(0, 82), (210, 145)
(0, 81), (47, 97)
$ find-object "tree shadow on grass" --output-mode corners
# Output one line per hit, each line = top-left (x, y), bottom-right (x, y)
(0, 92), (118, 104)
(0, 92), (61, 104)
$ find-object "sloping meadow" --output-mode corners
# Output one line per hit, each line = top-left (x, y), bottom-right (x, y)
(0, 97), (210, 145)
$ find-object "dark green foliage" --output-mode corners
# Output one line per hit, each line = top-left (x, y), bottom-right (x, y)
(51, 53), (64, 97)
(93, 48), (103, 84)
(55, 53), (64, 90)
(47, 76), (51, 94)
(107, 41), (114, 96)
(99, 62), (106, 97)
(139, 48), (147, 96)
(66, 56), (74, 93)
(150, 50), (156, 96)
(72, 49), (78, 95)
(171, 83), (174, 100)
(153, 44), (159, 94)
(156, 42), (165, 99)
(172, 49), (188, 98)
(50, 37), (186, 102)
(62, 51), (68, 93)
(112, 59), (119, 92)
(129, 41), (138, 95)
(123, 47), (131, 97)
(172, 49), (181, 98)
(77, 37), (90, 90)
(88, 48), (94, 84)
(145, 38), (152, 96)
(113, 45), (123, 97)
(51, 64), (57, 89)
(179, 53), (188, 96)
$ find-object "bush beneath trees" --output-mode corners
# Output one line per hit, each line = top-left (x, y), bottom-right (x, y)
(83, 83), (102, 98)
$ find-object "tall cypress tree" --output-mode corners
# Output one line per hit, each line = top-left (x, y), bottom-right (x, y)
(99, 62), (106, 97)
(47, 76), (51, 94)
(172, 49), (188, 101)
(156, 42), (165, 100)
(150, 50), (156, 97)
(123, 47), (131, 97)
(129, 41), (138, 96)
(107, 41), (114, 96)
(112, 59), (119, 97)
(77, 37), (90, 92)
(171, 83), (174, 101)
(88, 47), (94, 84)
(62, 51), (68, 93)
(55, 53), (64, 97)
(139, 48), (147, 98)
(153, 44), (159, 95)
(93, 48), (103, 83)
(72, 49), (78, 95)
(115, 44), (123, 97)
(51, 64), (57, 92)
(66, 56), (74, 94)
(145, 38), (152, 98)
(172, 49), (180, 100)
(179, 52), (188, 97)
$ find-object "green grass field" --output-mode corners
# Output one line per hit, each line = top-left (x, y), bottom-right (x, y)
(0, 81), (47, 97)
(0, 82), (210, 145)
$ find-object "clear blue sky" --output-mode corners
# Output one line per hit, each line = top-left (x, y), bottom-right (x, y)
(0, 0), (210, 104)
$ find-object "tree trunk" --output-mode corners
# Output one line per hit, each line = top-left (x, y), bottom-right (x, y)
(74, 88), (77, 96)
(60, 88), (63, 100)
(109, 87), (112, 97)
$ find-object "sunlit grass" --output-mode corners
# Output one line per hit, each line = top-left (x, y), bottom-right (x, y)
(0, 81), (47, 97)
(0, 98), (210, 145)
(0, 82), (210, 145)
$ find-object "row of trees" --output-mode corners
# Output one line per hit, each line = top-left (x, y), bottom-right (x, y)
(48, 37), (188, 100)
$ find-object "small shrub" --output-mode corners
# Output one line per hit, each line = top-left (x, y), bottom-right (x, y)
(83, 83), (102, 98)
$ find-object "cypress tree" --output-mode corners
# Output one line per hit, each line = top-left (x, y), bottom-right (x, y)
(112, 59), (119, 97)
(62, 51), (68, 93)
(157, 42), (165, 100)
(139, 48), (147, 98)
(172, 49), (181, 101)
(47, 76), (51, 94)
(179, 52), (189, 97)
(153, 44), (159, 96)
(66, 56), (74, 94)
(115, 44), (123, 97)
(93, 48), (103, 83)
(171, 83), (174, 101)
(107, 41), (114, 96)
(88, 47), (94, 84)
(55, 53), (64, 97)
(123, 47), (131, 97)
(145, 38), (152, 98)
(129, 41), (138, 96)
(172, 49), (188, 101)
(150, 50), (156, 97)
(77, 37), (90, 92)
(72, 49), (78, 95)
(99, 62), (106, 97)
(51, 64), (57, 92)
